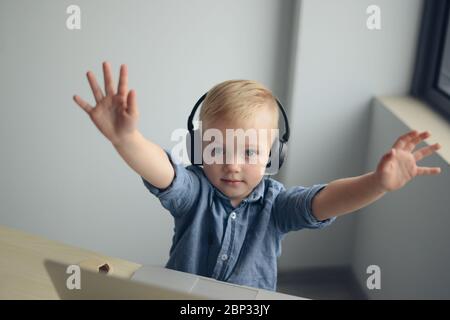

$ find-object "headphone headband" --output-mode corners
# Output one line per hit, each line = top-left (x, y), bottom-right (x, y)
(187, 92), (290, 142)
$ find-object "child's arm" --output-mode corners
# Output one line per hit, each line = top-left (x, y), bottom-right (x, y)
(112, 131), (174, 189)
(312, 130), (442, 221)
(73, 61), (174, 189)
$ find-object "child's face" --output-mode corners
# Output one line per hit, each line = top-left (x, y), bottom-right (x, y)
(202, 106), (277, 207)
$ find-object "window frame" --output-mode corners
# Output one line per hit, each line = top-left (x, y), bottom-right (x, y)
(411, 0), (450, 121)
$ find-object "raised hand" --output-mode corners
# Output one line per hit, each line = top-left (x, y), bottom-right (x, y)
(73, 62), (139, 145)
(374, 130), (442, 192)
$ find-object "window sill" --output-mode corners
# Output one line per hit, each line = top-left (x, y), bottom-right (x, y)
(375, 96), (450, 165)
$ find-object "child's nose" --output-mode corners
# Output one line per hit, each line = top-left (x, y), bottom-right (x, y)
(223, 159), (242, 172)
(224, 165), (241, 175)
(223, 152), (246, 166)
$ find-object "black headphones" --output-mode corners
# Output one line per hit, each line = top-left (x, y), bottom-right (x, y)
(186, 92), (290, 170)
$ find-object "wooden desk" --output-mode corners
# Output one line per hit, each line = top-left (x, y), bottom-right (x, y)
(0, 225), (141, 299)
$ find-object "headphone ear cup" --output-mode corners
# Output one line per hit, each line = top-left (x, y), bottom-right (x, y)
(278, 142), (287, 169)
(186, 129), (203, 165)
(266, 139), (279, 173)
(266, 140), (275, 169)
(266, 139), (287, 172)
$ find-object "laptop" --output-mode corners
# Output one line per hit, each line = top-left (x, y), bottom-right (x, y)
(44, 259), (304, 300)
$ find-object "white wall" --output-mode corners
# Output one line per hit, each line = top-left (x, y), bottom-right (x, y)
(0, 0), (296, 264)
(2, 1), (437, 296)
(278, 0), (424, 270)
(352, 99), (450, 299)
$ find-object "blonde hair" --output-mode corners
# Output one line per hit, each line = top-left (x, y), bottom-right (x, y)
(199, 80), (279, 128)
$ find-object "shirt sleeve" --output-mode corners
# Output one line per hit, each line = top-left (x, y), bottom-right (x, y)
(272, 183), (336, 234)
(141, 149), (201, 218)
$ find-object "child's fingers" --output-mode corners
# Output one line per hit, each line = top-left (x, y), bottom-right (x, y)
(414, 143), (441, 162)
(383, 148), (395, 160)
(416, 166), (442, 176)
(392, 130), (418, 149)
(103, 61), (116, 96)
(73, 95), (93, 114)
(379, 149), (395, 170)
(87, 71), (104, 103)
(405, 131), (431, 152)
(118, 64), (128, 97)
(127, 89), (138, 116)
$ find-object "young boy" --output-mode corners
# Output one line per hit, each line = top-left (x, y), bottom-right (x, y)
(73, 62), (442, 291)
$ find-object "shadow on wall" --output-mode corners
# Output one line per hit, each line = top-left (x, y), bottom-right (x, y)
(277, 266), (368, 300)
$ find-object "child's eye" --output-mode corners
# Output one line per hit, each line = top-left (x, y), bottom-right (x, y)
(213, 147), (223, 155)
(245, 149), (258, 157)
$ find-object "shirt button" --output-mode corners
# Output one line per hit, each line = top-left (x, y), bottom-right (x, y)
(230, 212), (236, 220)
(221, 254), (228, 261)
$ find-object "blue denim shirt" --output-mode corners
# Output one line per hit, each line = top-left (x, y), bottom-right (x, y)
(141, 150), (336, 291)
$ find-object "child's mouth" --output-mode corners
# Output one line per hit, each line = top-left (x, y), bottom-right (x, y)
(221, 178), (243, 186)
